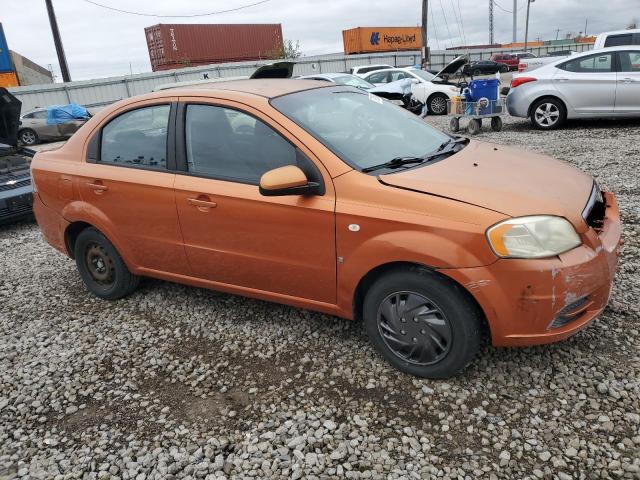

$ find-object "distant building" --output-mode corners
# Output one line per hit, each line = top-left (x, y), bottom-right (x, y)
(10, 50), (54, 86)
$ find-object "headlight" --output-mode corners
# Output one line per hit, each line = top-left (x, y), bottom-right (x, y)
(487, 216), (581, 259)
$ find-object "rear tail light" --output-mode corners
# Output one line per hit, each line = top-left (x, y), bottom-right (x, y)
(511, 76), (537, 88)
(518, 63), (526, 72)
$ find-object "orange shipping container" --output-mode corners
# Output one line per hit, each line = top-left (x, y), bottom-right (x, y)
(343, 27), (422, 54)
(0, 71), (18, 87)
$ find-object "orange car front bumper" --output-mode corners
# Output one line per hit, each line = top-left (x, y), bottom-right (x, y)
(441, 192), (622, 347)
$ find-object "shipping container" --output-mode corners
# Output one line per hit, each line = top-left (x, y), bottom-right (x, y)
(0, 23), (14, 72)
(343, 27), (422, 54)
(0, 71), (19, 88)
(145, 24), (284, 72)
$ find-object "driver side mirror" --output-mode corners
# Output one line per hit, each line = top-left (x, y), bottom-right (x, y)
(259, 165), (320, 197)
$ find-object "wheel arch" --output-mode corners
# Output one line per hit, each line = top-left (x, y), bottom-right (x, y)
(352, 261), (491, 342)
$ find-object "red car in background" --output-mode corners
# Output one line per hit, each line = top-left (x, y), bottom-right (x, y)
(490, 54), (518, 71)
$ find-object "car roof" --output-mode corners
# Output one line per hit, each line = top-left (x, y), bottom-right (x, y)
(299, 72), (348, 80)
(596, 28), (640, 37)
(155, 78), (330, 99)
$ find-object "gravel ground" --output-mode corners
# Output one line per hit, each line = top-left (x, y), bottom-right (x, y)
(1, 114), (639, 479)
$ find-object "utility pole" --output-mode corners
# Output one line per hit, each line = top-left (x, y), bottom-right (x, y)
(555, 28), (560, 40)
(45, 0), (71, 82)
(489, 0), (494, 44)
(524, 0), (534, 50)
(584, 18), (588, 36)
(421, 0), (429, 68)
(512, 0), (517, 42)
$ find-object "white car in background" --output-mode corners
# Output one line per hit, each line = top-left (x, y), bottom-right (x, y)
(349, 64), (393, 78)
(362, 61), (463, 115)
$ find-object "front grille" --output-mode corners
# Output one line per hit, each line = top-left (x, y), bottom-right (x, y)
(0, 203), (33, 220)
(0, 178), (31, 192)
(582, 182), (606, 231)
(548, 296), (590, 329)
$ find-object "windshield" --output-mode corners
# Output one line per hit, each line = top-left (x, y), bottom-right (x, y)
(410, 70), (436, 81)
(332, 75), (374, 89)
(271, 86), (451, 171)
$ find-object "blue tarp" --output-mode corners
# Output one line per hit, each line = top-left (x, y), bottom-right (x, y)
(46, 104), (90, 125)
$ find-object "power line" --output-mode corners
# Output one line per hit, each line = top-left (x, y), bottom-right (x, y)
(456, 0), (468, 46)
(493, 0), (525, 13)
(437, 0), (453, 48)
(82, 0), (271, 17)
(429, 0), (440, 50)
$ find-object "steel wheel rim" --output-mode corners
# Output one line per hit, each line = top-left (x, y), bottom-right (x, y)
(85, 243), (115, 285)
(431, 96), (447, 114)
(534, 103), (559, 126)
(377, 291), (452, 366)
(22, 131), (35, 144)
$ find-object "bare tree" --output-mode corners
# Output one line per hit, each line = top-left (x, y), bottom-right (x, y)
(268, 39), (303, 59)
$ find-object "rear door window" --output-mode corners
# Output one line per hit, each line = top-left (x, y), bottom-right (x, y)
(184, 104), (297, 184)
(560, 53), (613, 73)
(100, 105), (170, 170)
(604, 34), (633, 47)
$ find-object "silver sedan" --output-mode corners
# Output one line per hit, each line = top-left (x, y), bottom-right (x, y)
(507, 46), (640, 129)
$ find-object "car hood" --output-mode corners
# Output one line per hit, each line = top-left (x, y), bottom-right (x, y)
(433, 54), (468, 78)
(0, 88), (21, 148)
(379, 141), (593, 230)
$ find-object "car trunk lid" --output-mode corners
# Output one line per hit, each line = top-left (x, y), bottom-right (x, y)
(0, 88), (21, 148)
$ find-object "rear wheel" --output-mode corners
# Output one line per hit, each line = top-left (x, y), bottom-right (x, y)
(472, 69), (481, 76)
(499, 65), (508, 73)
(530, 98), (566, 130)
(74, 227), (139, 300)
(363, 267), (483, 378)
(491, 116), (503, 131)
(427, 93), (448, 115)
(19, 128), (39, 146)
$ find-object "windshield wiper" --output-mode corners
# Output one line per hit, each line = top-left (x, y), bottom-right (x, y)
(361, 156), (426, 173)
(436, 136), (468, 152)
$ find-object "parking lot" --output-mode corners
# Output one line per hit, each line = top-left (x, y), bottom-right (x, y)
(1, 113), (639, 479)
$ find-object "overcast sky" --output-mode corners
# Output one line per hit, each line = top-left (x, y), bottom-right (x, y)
(1, 0), (638, 81)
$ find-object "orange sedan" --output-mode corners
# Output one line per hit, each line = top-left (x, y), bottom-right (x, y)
(31, 79), (621, 378)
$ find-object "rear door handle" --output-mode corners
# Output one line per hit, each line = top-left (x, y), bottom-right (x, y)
(621, 77), (636, 83)
(555, 77), (570, 82)
(87, 181), (108, 193)
(187, 197), (217, 210)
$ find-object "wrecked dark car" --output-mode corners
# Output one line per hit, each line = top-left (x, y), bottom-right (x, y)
(1, 88), (35, 224)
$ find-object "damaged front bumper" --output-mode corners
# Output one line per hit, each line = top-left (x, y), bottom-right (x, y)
(440, 192), (622, 347)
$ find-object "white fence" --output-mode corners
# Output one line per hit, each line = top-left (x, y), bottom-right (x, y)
(9, 43), (592, 113)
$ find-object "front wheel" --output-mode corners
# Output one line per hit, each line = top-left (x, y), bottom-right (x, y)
(467, 118), (481, 135)
(491, 116), (503, 131)
(74, 227), (140, 300)
(499, 65), (508, 73)
(363, 267), (483, 378)
(427, 93), (448, 115)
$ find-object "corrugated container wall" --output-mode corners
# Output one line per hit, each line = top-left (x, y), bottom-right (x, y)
(343, 27), (422, 54)
(145, 24), (284, 72)
(0, 71), (18, 88)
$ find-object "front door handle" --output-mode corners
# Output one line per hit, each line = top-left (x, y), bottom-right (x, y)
(87, 181), (108, 194)
(555, 77), (570, 82)
(621, 77), (636, 83)
(187, 196), (217, 211)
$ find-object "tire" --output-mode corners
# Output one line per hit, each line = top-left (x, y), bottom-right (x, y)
(499, 65), (508, 73)
(427, 93), (448, 115)
(491, 116), (503, 131)
(74, 227), (140, 300)
(363, 267), (483, 378)
(449, 117), (460, 133)
(529, 97), (566, 130)
(472, 69), (481, 76)
(19, 128), (39, 146)
(467, 118), (481, 135)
